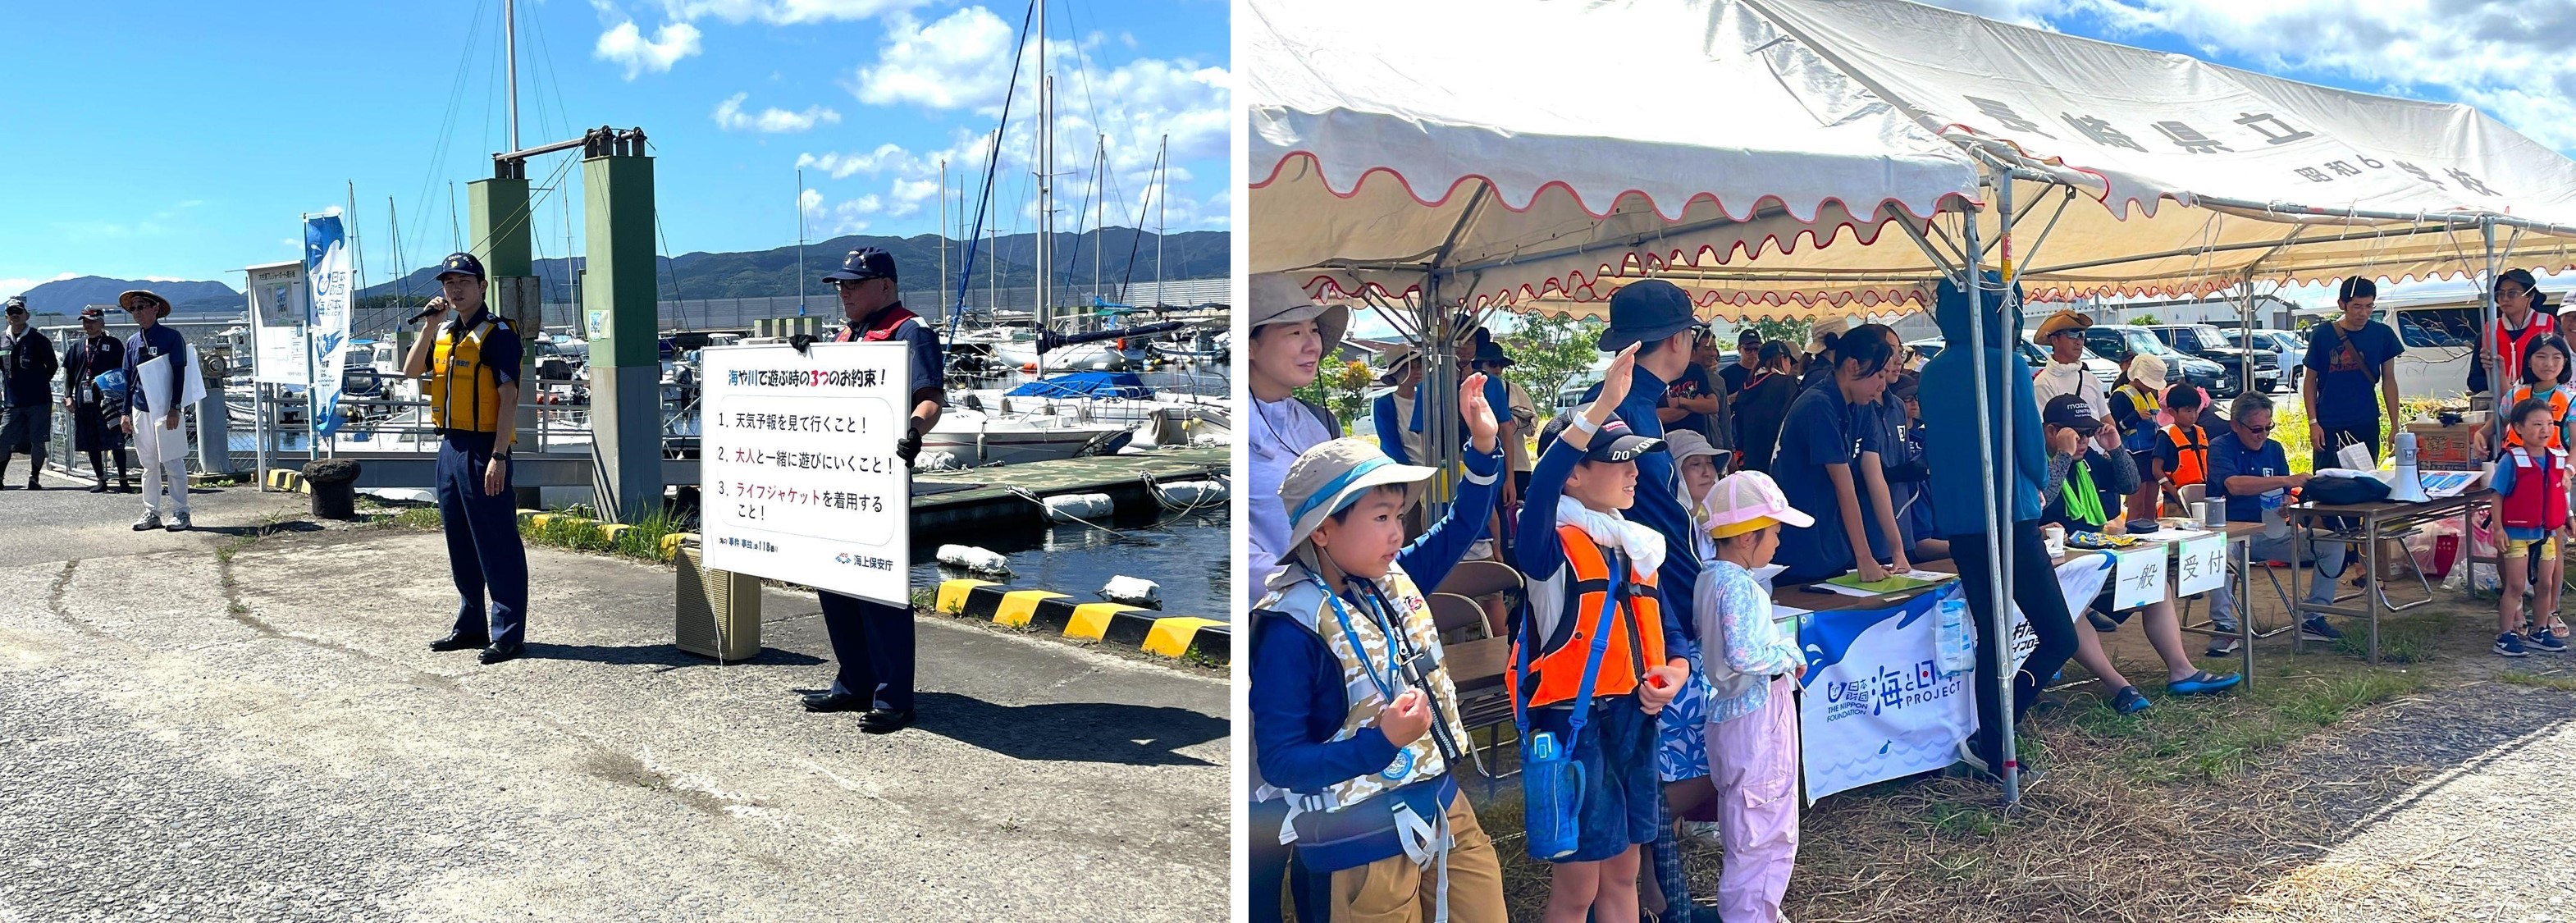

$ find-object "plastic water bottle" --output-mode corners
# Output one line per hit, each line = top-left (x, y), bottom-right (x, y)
(1936, 596), (1975, 677)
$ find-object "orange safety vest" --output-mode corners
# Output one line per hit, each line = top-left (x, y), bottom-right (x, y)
(2161, 423), (2208, 488)
(2502, 384), (2571, 450)
(1509, 525), (1666, 709)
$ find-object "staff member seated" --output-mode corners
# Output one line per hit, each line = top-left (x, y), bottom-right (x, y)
(1771, 329), (1903, 584)
(2039, 396), (2240, 714)
(2203, 393), (2349, 644)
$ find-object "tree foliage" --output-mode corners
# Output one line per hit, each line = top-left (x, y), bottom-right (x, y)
(1291, 359), (1376, 435)
(1497, 313), (1604, 416)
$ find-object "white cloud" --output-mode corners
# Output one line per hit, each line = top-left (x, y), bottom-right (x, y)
(712, 93), (842, 132)
(798, 188), (824, 214)
(808, 194), (884, 234)
(851, 7), (1021, 112)
(0, 278), (35, 298)
(595, 20), (703, 80)
(662, 0), (925, 25)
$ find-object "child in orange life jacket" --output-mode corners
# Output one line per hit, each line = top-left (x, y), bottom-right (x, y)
(1510, 345), (1692, 923)
(1249, 377), (1506, 923)
(2492, 395), (2574, 656)
(1688, 470), (1812, 923)
(2149, 385), (2239, 654)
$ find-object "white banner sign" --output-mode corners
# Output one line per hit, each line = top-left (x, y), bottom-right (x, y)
(1801, 555), (2112, 802)
(245, 262), (308, 386)
(699, 342), (912, 606)
(2176, 533), (2228, 597)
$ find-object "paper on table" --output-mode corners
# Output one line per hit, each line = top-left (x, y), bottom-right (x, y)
(2133, 528), (2211, 543)
(1823, 572), (1943, 594)
(1897, 569), (1958, 583)
(1806, 581), (1889, 598)
(2418, 471), (2480, 498)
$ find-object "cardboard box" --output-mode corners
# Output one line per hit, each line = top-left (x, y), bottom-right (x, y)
(2405, 422), (2480, 471)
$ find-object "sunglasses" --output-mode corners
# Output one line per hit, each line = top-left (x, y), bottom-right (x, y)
(2501, 286), (2532, 299)
(2237, 422), (2276, 434)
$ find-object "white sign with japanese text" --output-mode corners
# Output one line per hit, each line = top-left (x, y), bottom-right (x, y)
(2175, 533), (2227, 597)
(700, 342), (911, 606)
(2109, 546), (2167, 612)
(244, 261), (309, 386)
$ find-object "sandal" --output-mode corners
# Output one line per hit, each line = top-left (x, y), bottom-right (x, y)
(2167, 670), (2242, 696)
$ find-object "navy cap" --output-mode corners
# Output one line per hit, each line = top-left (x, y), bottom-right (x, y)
(823, 247), (897, 284)
(1597, 279), (1698, 351)
(435, 252), (485, 280)
(1538, 413), (1665, 463)
(1473, 340), (1513, 367)
(2044, 393), (2101, 435)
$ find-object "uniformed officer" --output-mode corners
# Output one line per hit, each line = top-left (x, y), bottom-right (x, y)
(401, 252), (532, 665)
(803, 248), (939, 733)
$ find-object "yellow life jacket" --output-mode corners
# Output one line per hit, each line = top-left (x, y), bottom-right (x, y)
(428, 313), (514, 433)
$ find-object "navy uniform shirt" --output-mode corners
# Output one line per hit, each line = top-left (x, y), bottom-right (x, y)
(1773, 381), (1869, 581)
(840, 303), (943, 408)
(2205, 431), (2290, 523)
(121, 325), (190, 415)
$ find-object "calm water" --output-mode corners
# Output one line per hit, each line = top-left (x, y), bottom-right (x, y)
(908, 509), (1230, 619)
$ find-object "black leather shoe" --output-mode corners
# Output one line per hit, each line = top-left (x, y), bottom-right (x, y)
(429, 630), (489, 652)
(861, 707), (917, 734)
(477, 641), (525, 665)
(802, 691), (869, 713)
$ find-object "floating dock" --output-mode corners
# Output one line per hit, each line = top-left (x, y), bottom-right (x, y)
(909, 446), (1226, 532)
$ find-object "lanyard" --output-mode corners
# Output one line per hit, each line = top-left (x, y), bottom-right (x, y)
(1308, 568), (1404, 702)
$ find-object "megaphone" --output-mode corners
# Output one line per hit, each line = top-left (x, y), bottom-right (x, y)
(2387, 430), (2430, 502)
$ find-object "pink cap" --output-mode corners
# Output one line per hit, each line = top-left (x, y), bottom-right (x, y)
(1699, 470), (1815, 538)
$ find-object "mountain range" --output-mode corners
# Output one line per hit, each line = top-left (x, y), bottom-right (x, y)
(11, 226), (1226, 318)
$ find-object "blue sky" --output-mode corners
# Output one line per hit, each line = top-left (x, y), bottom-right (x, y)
(0, 0), (1230, 297)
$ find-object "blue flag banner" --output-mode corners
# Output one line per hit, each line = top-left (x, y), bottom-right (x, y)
(303, 215), (354, 437)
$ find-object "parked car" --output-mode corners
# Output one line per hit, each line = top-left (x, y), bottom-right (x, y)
(2132, 323), (2277, 395)
(2081, 325), (2231, 396)
(2225, 328), (2304, 387)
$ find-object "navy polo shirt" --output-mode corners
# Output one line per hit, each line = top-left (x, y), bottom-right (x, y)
(2205, 429), (2290, 523)
(1774, 382), (1866, 580)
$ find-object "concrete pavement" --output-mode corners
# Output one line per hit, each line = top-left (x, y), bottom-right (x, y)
(0, 484), (1230, 921)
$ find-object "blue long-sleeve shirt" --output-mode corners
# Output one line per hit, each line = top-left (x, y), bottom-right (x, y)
(121, 324), (188, 416)
(1918, 274), (2047, 534)
(1581, 363), (1706, 642)
(1370, 391), (1413, 464)
(1248, 445), (1502, 872)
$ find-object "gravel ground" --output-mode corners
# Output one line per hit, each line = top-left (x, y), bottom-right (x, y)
(2222, 674), (2576, 922)
(0, 487), (1229, 922)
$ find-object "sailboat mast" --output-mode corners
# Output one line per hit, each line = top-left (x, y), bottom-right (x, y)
(1093, 133), (1103, 307)
(796, 167), (806, 315)
(505, 0), (519, 151)
(1156, 134), (1167, 306)
(1035, 0), (1051, 331)
(939, 158), (948, 322)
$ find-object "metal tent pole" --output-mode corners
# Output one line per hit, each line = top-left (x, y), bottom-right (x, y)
(2483, 217), (2501, 448)
(1971, 179), (2020, 807)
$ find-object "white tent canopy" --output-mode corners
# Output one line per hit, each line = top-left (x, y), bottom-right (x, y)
(1246, 0), (1982, 315)
(1252, 0), (2576, 321)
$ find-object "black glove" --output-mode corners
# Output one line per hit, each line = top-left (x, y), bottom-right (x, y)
(896, 427), (922, 468)
(788, 332), (816, 355)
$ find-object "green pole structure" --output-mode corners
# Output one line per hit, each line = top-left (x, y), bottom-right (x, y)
(468, 172), (541, 509)
(582, 129), (662, 522)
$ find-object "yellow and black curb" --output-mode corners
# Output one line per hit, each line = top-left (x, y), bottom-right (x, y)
(935, 578), (1228, 665)
(265, 469), (310, 493)
(508, 510), (690, 560)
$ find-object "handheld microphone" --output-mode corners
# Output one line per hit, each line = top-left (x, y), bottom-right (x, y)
(407, 297), (450, 326)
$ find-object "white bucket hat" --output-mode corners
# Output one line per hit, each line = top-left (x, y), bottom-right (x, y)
(1700, 469), (1815, 539)
(2128, 352), (2167, 389)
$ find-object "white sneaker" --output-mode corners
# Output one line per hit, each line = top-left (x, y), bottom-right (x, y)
(1677, 820), (1724, 845)
(131, 512), (162, 532)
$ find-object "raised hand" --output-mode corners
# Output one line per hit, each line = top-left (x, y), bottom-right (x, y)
(1460, 372), (1499, 454)
(1596, 344), (1641, 410)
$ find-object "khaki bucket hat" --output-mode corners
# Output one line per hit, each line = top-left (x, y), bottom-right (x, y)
(1249, 272), (1350, 350)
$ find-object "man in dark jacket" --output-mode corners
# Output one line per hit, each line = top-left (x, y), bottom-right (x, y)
(0, 297), (59, 489)
(1916, 273), (2077, 779)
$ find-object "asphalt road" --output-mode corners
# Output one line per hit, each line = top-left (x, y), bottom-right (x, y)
(0, 483), (1230, 921)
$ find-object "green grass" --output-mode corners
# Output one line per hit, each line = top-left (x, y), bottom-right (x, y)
(2498, 669), (2576, 692)
(374, 500), (697, 564)
(2326, 613), (2443, 663)
(2062, 620), (2441, 783)
(1925, 799), (2012, 838)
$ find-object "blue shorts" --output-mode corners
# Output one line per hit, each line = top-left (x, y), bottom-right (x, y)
(1527, 694), (1660, 863)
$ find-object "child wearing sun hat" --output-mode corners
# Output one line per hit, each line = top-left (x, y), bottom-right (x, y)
(1692, 469), (1813, 923)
